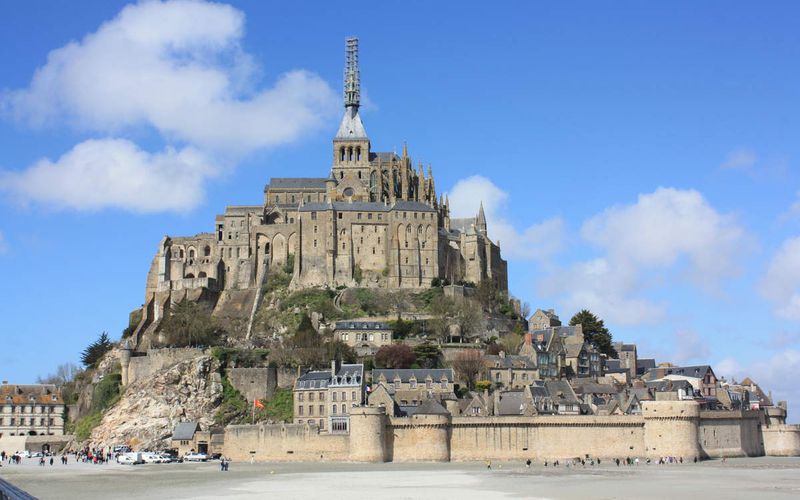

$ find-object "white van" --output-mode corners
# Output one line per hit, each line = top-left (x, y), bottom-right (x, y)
(117, 452), (143, 465)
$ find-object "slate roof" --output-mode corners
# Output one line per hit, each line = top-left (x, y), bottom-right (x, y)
(414, 398), (450, 415)
(645, 379), (694, 392)
(295, 370), (332, 390)
(335, 320), (391, 331)
(496, 390), (527, 416)
(296, 364), (364, 390)
(223, 205), (262, 215)
(544, 380), (580, 405)
(571, 382), (618, 395)
(373, 368), (454, 383)
(605, 359), (622, 370)
(335, 107), (368, 139)
(172, 422), (200, 441)
(369, 152), (401, 163)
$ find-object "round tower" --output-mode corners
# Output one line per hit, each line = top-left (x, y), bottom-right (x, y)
(119, 346), (132, 387)
(348, 406), (387, 462)
(643, 400), (701, 461)
(409, 399), (452, 461)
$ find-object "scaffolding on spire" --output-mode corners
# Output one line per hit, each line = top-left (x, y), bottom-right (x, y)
(344, 37), (360, 108)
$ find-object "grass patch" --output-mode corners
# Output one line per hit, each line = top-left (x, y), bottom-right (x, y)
(74, 413), (104, 441)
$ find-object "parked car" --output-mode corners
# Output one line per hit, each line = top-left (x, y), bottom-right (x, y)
(183, 452), (209, 462)
(157, 453), (177, 463)
(117, 452), (144, 465)
(141, 452), (166, 464)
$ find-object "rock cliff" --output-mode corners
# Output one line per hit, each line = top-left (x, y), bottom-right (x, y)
(89, 355), (223, 450)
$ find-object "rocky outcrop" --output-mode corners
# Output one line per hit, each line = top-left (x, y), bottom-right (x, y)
(89, 355), (223, 450)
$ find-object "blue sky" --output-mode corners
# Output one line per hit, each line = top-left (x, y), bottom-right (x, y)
(1, 1), (799, 416)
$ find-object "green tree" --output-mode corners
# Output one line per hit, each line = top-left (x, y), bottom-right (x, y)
(412, 342), (442, 368)
(80, 332), (113, 368)
(569, 309), (617, 357)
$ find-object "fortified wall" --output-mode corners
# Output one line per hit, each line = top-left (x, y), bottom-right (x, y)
(222, 401), (800, 463)
(120, 347), (204, 386)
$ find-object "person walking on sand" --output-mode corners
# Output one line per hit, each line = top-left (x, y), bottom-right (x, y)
(486, 460), (491, 469)
(526, 459), (531, 468)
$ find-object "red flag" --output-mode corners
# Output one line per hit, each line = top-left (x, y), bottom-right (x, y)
(254, 399), (265, 409)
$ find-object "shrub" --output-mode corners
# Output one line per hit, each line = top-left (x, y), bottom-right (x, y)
(90, 373), (121, 414)
(374, 344), (416, 369)
(258, 389), (293, 423)
(214, 376), (249, 426)
(74, 413), (104, 441)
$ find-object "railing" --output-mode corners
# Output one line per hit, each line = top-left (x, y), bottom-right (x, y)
(0, 477), (36, 500)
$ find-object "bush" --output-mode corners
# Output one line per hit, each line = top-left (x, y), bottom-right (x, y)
(282, 254), (295, 275)
(258, 389), (293, 423)
(210, 347), (270, 368)
(90, 373), (122, 414)
(74, 413), (104, 441)
(374, 344), (416, 369)
(214, 376), (249, 426)
(281, 289), (339, 319)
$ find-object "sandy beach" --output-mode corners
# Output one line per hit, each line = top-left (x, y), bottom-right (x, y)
(2, 456), (799, 499)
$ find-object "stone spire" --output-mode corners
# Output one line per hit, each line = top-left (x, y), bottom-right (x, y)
(344, 37), (360, 108)
(476, 201), (487, 235)
(336, 37), (367, 139)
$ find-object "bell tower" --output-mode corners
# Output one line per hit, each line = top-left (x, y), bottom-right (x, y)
(332, 37), (371, 200)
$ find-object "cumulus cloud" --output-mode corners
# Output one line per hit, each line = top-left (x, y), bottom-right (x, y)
(0, 139), (215, 213)
(0, 1), (338, 213)
(759, 236), (800, 320)
(2, 0), (337, 152)
(541, 188), (749, 325)
(447, 175), (564, 261)
(721, 149), (757, 170)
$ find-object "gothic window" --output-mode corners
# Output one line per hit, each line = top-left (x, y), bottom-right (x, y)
(291, 195), (295, 203)
(369, 171), (378, 201)
(358, 171), (362, 179)
(340, 147), (345, 161)
(265, 242), (270, 253)
(356, 147), (361, 161)
(348, 147), (353, 161)
(189, 249), (196, 259)
(340, 171), (344, 179)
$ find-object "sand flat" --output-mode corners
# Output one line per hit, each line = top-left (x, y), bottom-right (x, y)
(2, 457), (799, 499)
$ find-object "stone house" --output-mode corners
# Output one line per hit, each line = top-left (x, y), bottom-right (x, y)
(563, 342), (603, 379)
(484, 352), (538, 389)
(333, 320), (393, 357)
(614, 343), (638, 380)
(0, 383), (65, 439)
(370, 369), (454, 415)
(293, 362), (365, 433)
(642, 365), (718, 400)
(527, 308), (561, 331)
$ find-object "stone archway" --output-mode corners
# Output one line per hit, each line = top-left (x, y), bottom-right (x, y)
(272, 233), (287, 267)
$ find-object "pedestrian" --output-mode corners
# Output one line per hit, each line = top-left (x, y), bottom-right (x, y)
(486, 460), (492, 469)
(525, 459), (531, 468)
(220, 458), (226, 471)
(49, 456), (54, 466)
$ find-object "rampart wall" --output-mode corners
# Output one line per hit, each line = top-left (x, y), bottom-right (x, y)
(450, 416), (646, 461)
(698, 410), (763, 457)
(222, 402), (800, 463)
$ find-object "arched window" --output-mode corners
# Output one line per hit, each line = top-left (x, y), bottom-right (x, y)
(203, 246), (211, 257)
(265, 242), (270, 253)
(198, 272), (207, 278)
(348, 147), (353, 161)
(340, 171), (344, 179)
(185, 273), (195, 279)
(189, 249), (196, 259)
(356, 147), (361, 161)
(340, 147), (345, 162)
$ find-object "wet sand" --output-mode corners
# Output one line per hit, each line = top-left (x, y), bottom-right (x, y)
(2, 456), (799, 499)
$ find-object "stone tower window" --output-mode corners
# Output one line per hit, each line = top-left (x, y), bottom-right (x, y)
(189, 249), (196, 259)
(203, 246), (211, 257)
(340, 147), (345, 161)
(356, 147), (361, 161)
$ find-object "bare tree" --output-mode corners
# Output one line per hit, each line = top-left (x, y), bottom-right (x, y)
(521, 302), (532, 319)
(451, 350), (485, 390)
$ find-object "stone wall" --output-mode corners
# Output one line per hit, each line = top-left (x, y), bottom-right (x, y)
(762, 425), (800, 456)
(222, 401), (800, 463)
(450, 416), (645, 461)
(124, 347), (204, 386)
(227, 367), (277, 403)
(698, 410), (764, 457)
(223, 423), (350, 462)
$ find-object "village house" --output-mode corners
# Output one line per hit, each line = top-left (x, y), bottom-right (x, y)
(0, 383), (65, 439)
(484, 351), (538, 389)
(333, 320), (393, 357)
(293, 362), (365, 433)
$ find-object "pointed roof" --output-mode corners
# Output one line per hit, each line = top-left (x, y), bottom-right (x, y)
(335, 106), (368, 140)
(476, 201), (487, 229)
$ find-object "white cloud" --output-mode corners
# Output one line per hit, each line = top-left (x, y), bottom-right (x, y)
(0, 138), (215, 213)
(721, 149), (757, 170)
(759, 236), (800, 321)
(541, 187), (748, 325)
(2, 0), (337, 152)
(447, 175), (564, 261)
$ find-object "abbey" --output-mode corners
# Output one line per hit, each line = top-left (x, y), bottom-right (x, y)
(134, 39), (506, 347)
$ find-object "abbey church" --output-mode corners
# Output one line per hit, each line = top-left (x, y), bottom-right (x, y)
(134, 39), (506, 347)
